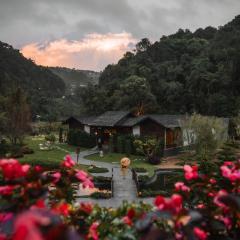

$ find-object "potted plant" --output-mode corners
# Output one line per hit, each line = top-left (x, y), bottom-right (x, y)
(134, 137), (164, 164)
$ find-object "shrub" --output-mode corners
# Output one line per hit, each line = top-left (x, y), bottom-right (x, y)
(20, 146), (34, 154)
(132, 167), (147, 173)
(67, 129), (96, 148)
(116, 135), (125, 153)
(45, 134), (56, 143)
(88, 166), (109, 173)
(90, 191), (111, 199)
(139, 189), (169, 198)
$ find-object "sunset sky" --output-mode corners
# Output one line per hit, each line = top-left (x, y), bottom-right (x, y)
(1, 0), (240, 71)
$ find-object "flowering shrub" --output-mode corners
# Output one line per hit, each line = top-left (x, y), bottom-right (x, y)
(0, 155), (239, 239)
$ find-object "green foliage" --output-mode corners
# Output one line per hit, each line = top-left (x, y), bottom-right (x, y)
(45, 134), (56, 143)
(0, 41), (65, 119)
(116, 135), (125, 153)
(184, 114), (226, 161)
(67, 129), (96, 148)
(88, 166), (109, 173)
(80, 16), (240, 117)
(90, 192), (112, 199)
(134, 137), (164, 158)
(2, 88), (31, 145)
(132, 167), (147, 173)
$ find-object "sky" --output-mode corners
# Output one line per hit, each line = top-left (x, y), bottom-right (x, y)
(1, 0), (240, 71)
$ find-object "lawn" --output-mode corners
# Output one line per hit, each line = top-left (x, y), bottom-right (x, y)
(18, 136), (86, 169)
(86, 153), (157, 176)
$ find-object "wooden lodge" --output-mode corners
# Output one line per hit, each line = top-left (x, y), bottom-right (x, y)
(63, 111), (189, 150)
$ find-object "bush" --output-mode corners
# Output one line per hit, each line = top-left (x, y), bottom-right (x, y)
(116, 135), (125, 153)
(90, 191), (112, 199)
(45, 134), (56, 143)
(88, 166), (109, 173)
(67, 129), (96, 148)
(21, 146), (34, 154)
(138, 189), (169, 198)
(133, 167), (147, 173)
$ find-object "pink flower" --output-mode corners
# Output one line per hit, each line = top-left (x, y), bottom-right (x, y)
(75, 170), (88, 181)
(51, 172), (61, 184)
(209, 178), (217, 184)
(175, 182), (190, 192)
(62, 155), (75, 168)
(0, 159), (30, 180)
(0, 185), (15, 195)
(220, 164), (240, 182)
(122, 216), (132, 226)
(82, 178), (94, 189)
(193, 227), (207, 240)
(183, 165), (198, 180)
(154, 194), (182, 214)
(13, 210), (51, 240)
(213, 190), (228, 208)
(0, 212), (13, 223)
(88, 222), (99, 240)
(75, 170), (94, 188)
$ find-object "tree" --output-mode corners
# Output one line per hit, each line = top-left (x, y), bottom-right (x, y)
(4, 88), (31, 144)
(183, 114), (226, 161)
(115, 75), (158, 115)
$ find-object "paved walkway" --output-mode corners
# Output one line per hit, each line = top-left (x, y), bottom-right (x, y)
(72, 150), (154, 208)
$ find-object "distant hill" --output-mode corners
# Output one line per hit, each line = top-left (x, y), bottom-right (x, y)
(0, 41), (66, 118)
(49, 67), (99, 95)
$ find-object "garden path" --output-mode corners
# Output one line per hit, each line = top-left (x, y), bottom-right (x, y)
(71, 150), (154, 208)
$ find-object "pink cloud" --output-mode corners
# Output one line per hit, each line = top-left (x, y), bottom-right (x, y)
(21, 32), (137, 71)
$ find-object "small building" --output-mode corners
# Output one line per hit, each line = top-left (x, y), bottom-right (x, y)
(63, 111), (187, 150)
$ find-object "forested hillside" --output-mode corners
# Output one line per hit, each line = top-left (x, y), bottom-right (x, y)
(49, 67), (99, 95)
(0, 41), (66, 119)
(79, 15), (240, 117)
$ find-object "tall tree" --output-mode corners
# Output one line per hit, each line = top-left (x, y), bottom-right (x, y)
(4, 88), (31, 144)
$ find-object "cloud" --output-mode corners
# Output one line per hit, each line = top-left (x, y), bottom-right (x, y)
(1, 0), (240, 69)
(21, 32), (137, 71)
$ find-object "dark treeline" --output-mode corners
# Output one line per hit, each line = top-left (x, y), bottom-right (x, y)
(0, 41), (66, 120)
(78, 15), (240, 117)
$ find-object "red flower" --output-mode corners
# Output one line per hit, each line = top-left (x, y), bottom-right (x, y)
(51, 172), (61, 184)
(13, 210), (51, 240)
(213, 190), (228, 209)
(88, 222), (99, 240)
(193, 227), (207, 240)
(0, 185), (15, 195)
(0, 159), (30, 180)
(80, 203), (93, 214)
(62, 155), (75, 168)
(175, 182), (190, 192)
(154, 194), (182, 214)
(183, 165), (198, 180)
(0, 212), (13, 223)
(122, 216), (132, 226)
(52, 203), (70, 216)
(127, 208), (135, 219)
(209, 178), (217, 184)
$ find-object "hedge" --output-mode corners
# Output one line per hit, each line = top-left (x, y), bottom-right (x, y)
(67, 129), (96, 148)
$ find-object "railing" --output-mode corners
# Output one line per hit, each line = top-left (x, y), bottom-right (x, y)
(131, 168), (140, 194)
(111, 168), (114, 197)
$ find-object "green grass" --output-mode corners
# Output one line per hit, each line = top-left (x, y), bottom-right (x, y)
(18, 136), (85, 169)
(86, 153), (157, 176)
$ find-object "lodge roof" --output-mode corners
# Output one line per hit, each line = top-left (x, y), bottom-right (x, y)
(120, 115), (186, 128)
(90, 111), (131, 127)
(64, 112), (229, 129)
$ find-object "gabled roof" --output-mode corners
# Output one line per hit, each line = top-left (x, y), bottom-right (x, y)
(90, 111), (131, 127)
(120, 116), (149, 127)
(148, 115), (187, 128)
(120, 115), (187, 128)
(63, 116), (96, 125)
